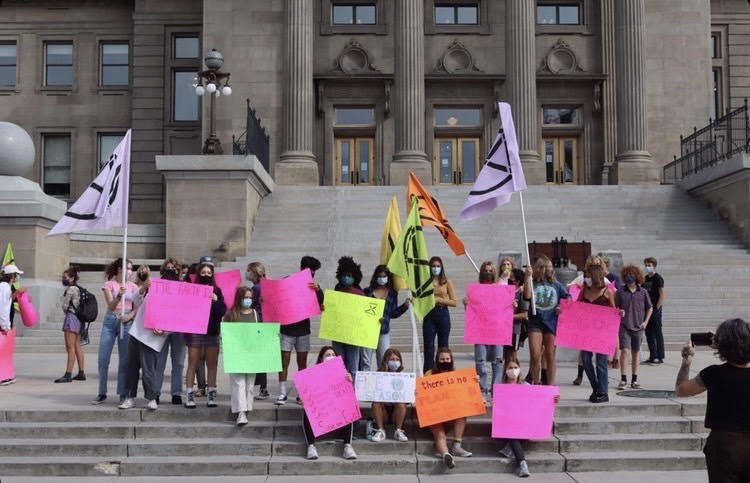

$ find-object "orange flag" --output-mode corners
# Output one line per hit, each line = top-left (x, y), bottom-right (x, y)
(406, 172), (466, 256)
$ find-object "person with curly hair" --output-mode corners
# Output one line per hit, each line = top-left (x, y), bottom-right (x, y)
(675, 319), (750, 482)
(615, 265), (652, 390)
(331, 256), (365, 379)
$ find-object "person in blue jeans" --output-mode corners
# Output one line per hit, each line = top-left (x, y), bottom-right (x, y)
(154, 257), (185, 405)
(423, 256), (456, 373)
(331, 256), (365, 379)
(93, 257), (139, 405)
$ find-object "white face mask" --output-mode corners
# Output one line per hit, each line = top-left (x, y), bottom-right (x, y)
(506, 368), (521, 379)
(323, 355), (335, 362)
(584, 277), (593, 287)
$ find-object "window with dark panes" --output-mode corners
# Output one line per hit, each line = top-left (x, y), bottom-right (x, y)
(333, 4), (376, 25)
(45, 43), (73, 86)
(435, 3), (479, 25)
(536, 3), (580, 25)
(335, 107), (375, 125)
(100, 43), (129, 86)
(0, 43), (16, 87)
(435, 107), (481, 126)
(543, 108), (581, 125)
(43, 134), (71, 197)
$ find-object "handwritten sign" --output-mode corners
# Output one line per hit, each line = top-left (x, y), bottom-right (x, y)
(492, 384), (559, 439)
(221, 322), (282, 373)
(355, 371), (416, 403)
(260, 269), (321, 325)
(415, 368), (486, 427)
(16, 292), (38, 328)
(294, 356), (362, 437)
(464, 284), (514, 345)
(556, 299), (621, 355)
(0, 329), (16, 381)
(144, 279), (213, 334)
(319, 290), (384, 349)
(215, 270), (242, 309)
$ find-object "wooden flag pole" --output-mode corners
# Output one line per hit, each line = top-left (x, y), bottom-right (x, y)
(464, 251), (480, 273)
(518, 190), (537, 315)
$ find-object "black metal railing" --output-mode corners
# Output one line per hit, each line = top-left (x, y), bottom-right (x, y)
(662, 98), (750, 184)
(232, 98), (270, 172)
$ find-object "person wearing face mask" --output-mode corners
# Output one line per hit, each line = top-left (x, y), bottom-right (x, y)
(224, 286), (262, 426)
(55, 265), (86, 383)
(369, 348), (410, 443)
(331, 256), (365, 379)
(527, 255), (569, 386)
(497, 257), (515, 285)
(425, 347), (472, 468)
(183, 263), (227, 409)
(503, 268), (532, 381)
(497, 355), (532, 477)
(245, 262), (270, 400)
(578, 265), (617, 403)
(93, 257), (138, 405)
(362, 266), (410, 371)
(0, 264), (25, 386)
(423, 256), (456, 373)
(642, 257), (665, 365)
(153, 258), (186, 405)
(615, 265), (653, 390)
(303, 346), (358, 460)
(463, 261), (503, 404)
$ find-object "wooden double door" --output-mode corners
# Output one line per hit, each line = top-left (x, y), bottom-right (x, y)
(335, 137), (376, 185)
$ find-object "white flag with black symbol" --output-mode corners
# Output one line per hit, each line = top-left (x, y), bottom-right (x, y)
(459, 103), (527, 221)
(48, 129), (131, 236)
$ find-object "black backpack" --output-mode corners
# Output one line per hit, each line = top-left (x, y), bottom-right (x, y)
(74, 286), (98, 323)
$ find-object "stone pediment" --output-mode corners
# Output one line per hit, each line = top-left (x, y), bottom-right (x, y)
(432, 39), (482, 74)
(331, 39), (381, 74)
(540, 38), (584, 74)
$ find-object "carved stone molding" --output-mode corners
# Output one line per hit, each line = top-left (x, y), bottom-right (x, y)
(433, 39), (482, 74)
(540, 38), (584, 74)
(332, 39), (380, 74)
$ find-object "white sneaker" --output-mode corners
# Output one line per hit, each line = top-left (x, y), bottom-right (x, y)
(342, 443), (357, 460)
(0, 378), (16, 386)
(394, 428), (408, 442)
(118, 398), (135, 409)
(184, 391), (196, 408)
(451, 441), (473, 457)
(236, 412), (248, 427)
(207, 389), (217, 407)
(442, 452), (455, 469)
(371, 429), (385, 442)
(518, 460), (530, 477)
(306, 444), (319, 460)
(275, 394), (288, 406)
(146, 399), (158, 411)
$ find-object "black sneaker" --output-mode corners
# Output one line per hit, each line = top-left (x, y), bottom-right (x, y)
(171, 395), (182, 405)
(256, 387), (270, 400)
(643, 359), (656, 365)
(91, 394), (107, 405)
(54, 374), (72, 383)
(592, 393), (609, 403)
(654, 359), (664, 364)
(72, 372), (86, 381)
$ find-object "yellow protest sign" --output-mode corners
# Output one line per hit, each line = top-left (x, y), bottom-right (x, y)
(319, 290), (385, 349)
(415, 367), (486, 427)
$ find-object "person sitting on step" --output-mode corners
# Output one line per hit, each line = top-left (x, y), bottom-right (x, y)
(369, 348), (409, 443)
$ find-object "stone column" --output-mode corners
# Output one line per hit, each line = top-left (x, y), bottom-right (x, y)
(505, 0), (544, 183)
(600, 0), (617, 184)
(276, 0), (319, 185)
(613, 0), (656, 183)
(390, 0), (430, 185)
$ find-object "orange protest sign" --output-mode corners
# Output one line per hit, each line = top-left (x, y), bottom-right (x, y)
(415, 367), (486, 427)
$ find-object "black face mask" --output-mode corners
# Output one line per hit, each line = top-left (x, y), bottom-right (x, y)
(137, 271), (148, 282)
(198, 275), (213, 285)
(437, 362), (453, 372)
(162, 269), (179, 281)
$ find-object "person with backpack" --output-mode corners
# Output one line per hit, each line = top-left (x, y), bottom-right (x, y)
(54, 266), (86, 383)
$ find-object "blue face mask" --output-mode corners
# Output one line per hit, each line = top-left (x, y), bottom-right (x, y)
(624, 275), (636, 285)
(342, 275), (354, 287)
(376, 276), (388, 286)
(644, 266), (654, 274)
(431, 266), (442, 277)
(241, 298), (253, 309)
(387, 360), (401, 371)
(62, 279), (70, 287)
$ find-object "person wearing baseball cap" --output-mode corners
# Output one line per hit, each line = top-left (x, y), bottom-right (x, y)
(1, 263), (25, 386)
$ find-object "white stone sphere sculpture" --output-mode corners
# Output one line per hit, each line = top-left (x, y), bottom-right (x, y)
(0, 122), (35, 176)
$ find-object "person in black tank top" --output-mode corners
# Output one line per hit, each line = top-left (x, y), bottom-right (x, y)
(579, 265), (616, 404)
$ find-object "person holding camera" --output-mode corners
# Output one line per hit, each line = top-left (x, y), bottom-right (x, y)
(675, 318), (750, 482)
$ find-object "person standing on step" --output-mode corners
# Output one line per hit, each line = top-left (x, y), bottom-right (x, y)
(570, 256), (609, 386)
(463, 261), (503, 404)
(331, 256), (365, 379)
(602, 256), (621, 291)
(423, 256), (456, 373)
(642, 257), (665, 364)
(246, 261), (269, 400)
(426, 347), (473, 469)
(503, 268), (532, 379)
(154, 258), (186, 405)
(528, 255), (568, 386)
(362, 265), (410, 371)
(119, 265), (167, 411)
(276, 255), (323, 406)
(55, 265), (86, 383)
(497, 355), (531, 477)
(369, 348), (410, 443)
(184, 262), (226, 409)
(615, 265), (653, 390)
(93, 258), (138, 405)
(225, 286), (261, 426)
(675, 318), (750, 483)
(303, 346), (358, 461)
(578, 264), (616, 403)
(0, 264), (25, 386)
(186, 262), (207, 398)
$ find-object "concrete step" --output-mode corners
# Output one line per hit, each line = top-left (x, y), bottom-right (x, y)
(562, 450), (706, 472)
(557, 433), (703, 452)
(553, 416), (692, 435)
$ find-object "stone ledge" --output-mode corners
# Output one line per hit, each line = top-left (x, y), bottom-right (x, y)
(155, 155), (275, 196)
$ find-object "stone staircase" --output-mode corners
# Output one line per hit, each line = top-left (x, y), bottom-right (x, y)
(0, 399), (708, 477)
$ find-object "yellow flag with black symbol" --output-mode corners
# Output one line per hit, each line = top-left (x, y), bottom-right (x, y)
(387, 199), (435, 321)
(2, 243), (20, 312)
(379, 197), (407, 291)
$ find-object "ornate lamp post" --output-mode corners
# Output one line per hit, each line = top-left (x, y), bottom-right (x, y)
(194, 49), (232, 154)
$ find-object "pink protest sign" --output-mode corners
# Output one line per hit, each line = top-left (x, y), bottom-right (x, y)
(492, 384), (559, 439)
(260, 269), (321, 325)
(144, 279), (214, 334)
(215, 270), (242, 308)
(556, 299), (621, 355)
(568, 284), (581, 302)
(0, 329), (16, 381)
(16, 292), (38, 328)
(294, 356), (361, 437)
(463, 284), (515, 345)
